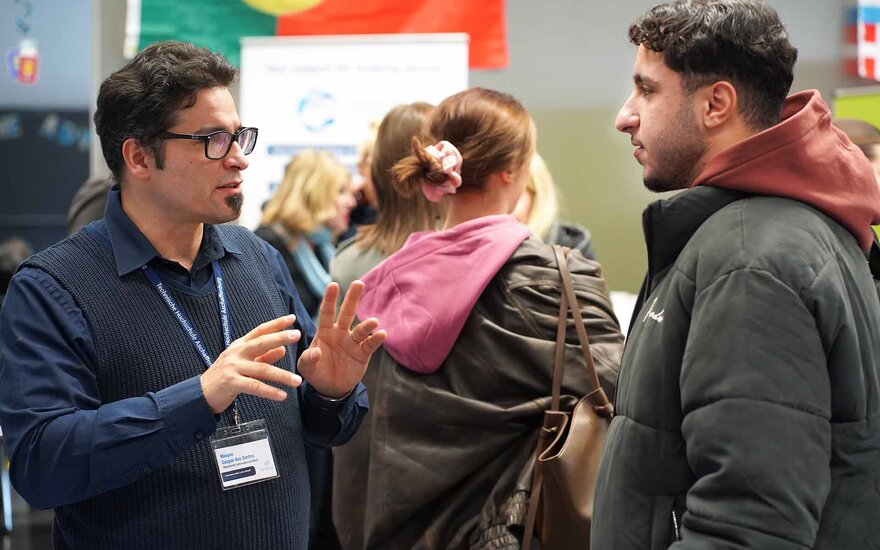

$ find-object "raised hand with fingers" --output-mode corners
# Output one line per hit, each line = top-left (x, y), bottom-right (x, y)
(297, 280), (387, 399)
(200, 314), (304, 414)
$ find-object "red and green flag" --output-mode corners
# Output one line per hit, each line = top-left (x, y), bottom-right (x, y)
(126, 0), (507, 69)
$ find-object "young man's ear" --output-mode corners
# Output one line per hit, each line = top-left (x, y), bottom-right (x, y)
(701, 81), (737, 129)
(121, 138), (154, 181)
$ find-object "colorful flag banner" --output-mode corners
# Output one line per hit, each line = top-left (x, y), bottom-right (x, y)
(125, 0), (506, 69)
(125, 0), (276, 65)
(276, 0), (507, 69)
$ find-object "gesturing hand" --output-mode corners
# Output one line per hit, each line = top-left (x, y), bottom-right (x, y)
(200, 315), (303, 414)
(297, 280), (387, 398)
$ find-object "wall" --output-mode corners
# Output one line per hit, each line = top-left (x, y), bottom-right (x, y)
(90, 0), (870, 290)
(0, 0), (91, 251)
(0, 0), (91, 108)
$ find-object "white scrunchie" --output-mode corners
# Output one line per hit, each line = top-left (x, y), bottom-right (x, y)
(422, 140), (463, 202)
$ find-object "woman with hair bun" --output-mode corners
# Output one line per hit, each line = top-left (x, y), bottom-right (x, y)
(357, 88), (624, 549)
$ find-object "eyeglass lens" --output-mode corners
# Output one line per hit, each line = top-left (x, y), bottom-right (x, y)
(206, 128), (257, 159)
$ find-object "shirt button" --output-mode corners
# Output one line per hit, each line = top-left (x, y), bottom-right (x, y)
(143, 466), (152, 474)
(195, 431), (204, 441)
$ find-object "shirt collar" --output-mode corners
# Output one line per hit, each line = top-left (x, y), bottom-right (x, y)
(104, 185), (243, 277)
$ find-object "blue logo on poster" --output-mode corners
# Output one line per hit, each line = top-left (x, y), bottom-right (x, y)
(298, 90), (335, 133)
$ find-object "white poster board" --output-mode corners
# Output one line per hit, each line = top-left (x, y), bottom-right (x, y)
(238, 34), (469, 229)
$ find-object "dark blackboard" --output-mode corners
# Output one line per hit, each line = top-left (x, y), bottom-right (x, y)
(0, 110), (90, 252)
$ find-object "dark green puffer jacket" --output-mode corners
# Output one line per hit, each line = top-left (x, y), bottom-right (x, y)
(593, 185), (880, 549)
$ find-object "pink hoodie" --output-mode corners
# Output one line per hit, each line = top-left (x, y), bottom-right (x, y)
(357, 215), (530, 373)
(693, 89), (880, 250)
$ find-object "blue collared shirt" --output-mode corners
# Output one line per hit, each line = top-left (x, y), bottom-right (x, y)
(0, 186), (367, 509)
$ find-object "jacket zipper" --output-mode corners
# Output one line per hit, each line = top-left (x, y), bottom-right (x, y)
(629, 204), (657, 335)
(671, 509), (681, 542)
(627, 272), (649, 337)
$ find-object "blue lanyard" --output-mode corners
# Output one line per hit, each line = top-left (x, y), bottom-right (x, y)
(142, 260), (240, 422)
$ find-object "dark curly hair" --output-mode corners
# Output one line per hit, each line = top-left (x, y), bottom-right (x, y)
(94, 41), (236, 183)
(629, 0), (797, 130)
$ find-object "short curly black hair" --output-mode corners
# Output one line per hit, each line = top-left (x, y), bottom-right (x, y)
(629, 0), (797, 130)
(94, 41), (236, 183)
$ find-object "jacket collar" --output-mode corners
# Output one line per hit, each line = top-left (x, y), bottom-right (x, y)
(642, 186), (747, 281)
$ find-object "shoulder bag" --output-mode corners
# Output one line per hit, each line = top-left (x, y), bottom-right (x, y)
(522, 245), (614, 550)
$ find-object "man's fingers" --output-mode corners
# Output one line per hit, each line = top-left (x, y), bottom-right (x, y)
(240, 329), (301, 359)
(350, 317), (380, 342)
(240, 362), (302, 388)
(297, 347), (321, 377)
(240, 314), (297, 342)
(235, 375), (289, 402)
(316, 283), (341, 330)
(336, 280), (365, 329)
(254, 345), (286, 365)
(360, 329), (387, 356)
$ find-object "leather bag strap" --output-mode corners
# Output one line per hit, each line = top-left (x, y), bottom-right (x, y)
(550, 252), (571, 411)
(523, 246), (593, 550)
(522, 441), (545, 550)
(552, 245), (602, 393)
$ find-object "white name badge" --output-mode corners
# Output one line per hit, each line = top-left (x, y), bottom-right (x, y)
(210, 419), (280, 490)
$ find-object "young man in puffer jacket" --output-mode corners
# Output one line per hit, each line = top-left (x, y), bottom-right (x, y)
(593, 1), (880, 548)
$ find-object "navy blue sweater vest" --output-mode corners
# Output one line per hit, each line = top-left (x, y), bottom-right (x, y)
(25, 225), (310, 550)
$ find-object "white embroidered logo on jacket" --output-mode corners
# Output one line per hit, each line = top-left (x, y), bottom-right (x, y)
(642, 297), (665, 324)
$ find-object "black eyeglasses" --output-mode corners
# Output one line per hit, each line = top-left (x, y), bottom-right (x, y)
(159, 127), (259, 160)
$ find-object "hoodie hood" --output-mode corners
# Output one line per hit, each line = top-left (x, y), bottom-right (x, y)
(692, 89), (880, 250)
(357, 215), (530, 374)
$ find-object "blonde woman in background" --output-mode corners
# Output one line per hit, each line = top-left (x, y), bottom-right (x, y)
(513, 152), (597, 260)
(256, 150), (356, 317)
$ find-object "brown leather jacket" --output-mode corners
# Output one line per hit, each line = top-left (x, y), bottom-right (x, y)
(336, 238), (624, 550)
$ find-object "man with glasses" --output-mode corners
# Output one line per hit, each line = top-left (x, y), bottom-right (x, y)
(159, 126), (259, 162)
(0, 41), (385, 549)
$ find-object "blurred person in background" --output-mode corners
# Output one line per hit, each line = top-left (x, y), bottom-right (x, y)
(330, 101), (439, 550)
(67, 177), (114, 234)
(513, 152), (597, 260)
(835, 118), (880, 242)
(834, 118), (880, 179)
(339, 121), (380, 243)
(257, 150), (357, 318)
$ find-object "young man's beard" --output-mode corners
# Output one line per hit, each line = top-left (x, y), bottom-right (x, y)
(643, 101), (706, 193)
(226, 193), (244, 216)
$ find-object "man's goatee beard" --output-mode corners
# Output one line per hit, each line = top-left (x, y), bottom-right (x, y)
(226, 193), (244, 215)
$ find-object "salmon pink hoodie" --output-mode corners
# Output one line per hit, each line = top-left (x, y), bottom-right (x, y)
(693, 89), (880, 250)
(357, 215), (530, 373)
